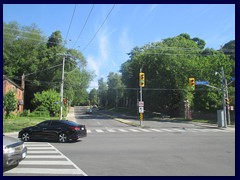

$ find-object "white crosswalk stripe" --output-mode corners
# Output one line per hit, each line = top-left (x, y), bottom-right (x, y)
(4, 142), (87, 176)
(85, 128), (230, 134)
(96, 129), (104, 133)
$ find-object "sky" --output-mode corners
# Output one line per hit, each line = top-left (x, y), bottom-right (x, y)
(3, 4), (235, 90)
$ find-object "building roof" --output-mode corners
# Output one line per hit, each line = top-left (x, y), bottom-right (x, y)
(3, 75), (24, 91)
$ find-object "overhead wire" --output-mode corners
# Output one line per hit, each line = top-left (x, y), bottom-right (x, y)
(81, 4), (116, 52)
(63, 4), (77, 46)
(71, 4), (95, 49)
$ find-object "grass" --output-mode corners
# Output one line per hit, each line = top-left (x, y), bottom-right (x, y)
(3, 116), (62, 133)
(109, 107), (228, 124)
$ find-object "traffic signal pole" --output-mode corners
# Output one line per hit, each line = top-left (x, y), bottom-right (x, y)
(139, 69), (143, 126)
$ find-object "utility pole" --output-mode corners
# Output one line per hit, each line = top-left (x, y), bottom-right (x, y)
(59, 55), (65, 120)
(221, 67), (227, 128)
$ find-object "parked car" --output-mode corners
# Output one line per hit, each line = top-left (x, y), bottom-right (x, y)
(18, 120), (87, 143)
(3, 135), (27, 168)
(86, 108), (93, 114)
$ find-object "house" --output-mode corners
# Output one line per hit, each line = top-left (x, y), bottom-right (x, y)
(3, 75), (25, 114)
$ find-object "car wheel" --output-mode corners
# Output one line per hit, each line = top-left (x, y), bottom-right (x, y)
(58, 133), (68, 143)
(22, 132), (30, 142)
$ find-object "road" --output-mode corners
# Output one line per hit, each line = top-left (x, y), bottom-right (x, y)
(4, 106), (235, 176)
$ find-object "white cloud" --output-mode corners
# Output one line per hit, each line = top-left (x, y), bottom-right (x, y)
(119, 28), (133, 54)
(87, 55), (100, 77)
(99, 30), (109, 60)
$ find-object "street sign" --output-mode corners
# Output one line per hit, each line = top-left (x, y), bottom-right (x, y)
(231, 78), (235, 81)
(195, 81), (209, 85)
(139, 113), (143, 121)
(139, 107), (144, 113)
(138, 101), (144, 107)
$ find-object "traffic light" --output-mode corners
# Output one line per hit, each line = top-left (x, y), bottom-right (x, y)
(139, 73), (145, 87)
(225, 98), (230, 105)
(189, 77), (195, 91)
(63, 98), (67, 105)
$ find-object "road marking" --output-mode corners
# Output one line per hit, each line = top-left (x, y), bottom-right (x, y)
(118, 129), (128, 132)
(161, 129), (173, 132)
(27, 147), (55, 150)
(26, 155), (65, 159)
(4, 142), (88, 176)
(150, 129), (163, 132)
(20, 160), (73, 165)
(87, 129), (92, 133)
(5, 168), (86, 175)
(172, 128), (186, 132)
(27, 151), (60, 154)
(129, 129), (141, 132)
(96, 129), (104, 133)
(106, 129), (116, 132)
(138, 128), (151, 132)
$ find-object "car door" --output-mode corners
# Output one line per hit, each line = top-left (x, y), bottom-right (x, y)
(35, 121), (51, 140)
(45, 121), (62, 140)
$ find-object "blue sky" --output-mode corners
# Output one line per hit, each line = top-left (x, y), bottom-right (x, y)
(3, 4), (235, 89)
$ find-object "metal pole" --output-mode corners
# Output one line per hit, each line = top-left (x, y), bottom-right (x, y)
(225, 79), (231, 125)
(60, 55), (65, 120)
(139, 68), (143, 126)
(221, 67), (227, 128)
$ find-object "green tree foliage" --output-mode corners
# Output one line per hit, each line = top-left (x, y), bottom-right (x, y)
(120, 33), (235, 116)
(32, 89), (60, 116)
(98, 78), (108, 107)
(89, 88), (98, 105)
(4, 91), (17, 118)
(107, 72), (125, 107)
(221, 40), (235, 60)
(3, 21), (93, 110)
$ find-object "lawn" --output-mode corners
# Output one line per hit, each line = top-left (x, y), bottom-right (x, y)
(3, 116), (61, 133)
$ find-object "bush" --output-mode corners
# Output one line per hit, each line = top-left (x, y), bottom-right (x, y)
(28, 110), (50, 117)
(20, 109), (31, 117)
(29, 106), (50, 117)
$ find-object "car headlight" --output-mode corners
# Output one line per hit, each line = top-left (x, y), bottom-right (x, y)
(3, 147), (15, 154)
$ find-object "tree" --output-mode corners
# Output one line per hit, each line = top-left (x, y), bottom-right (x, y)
(98, 78), (108, 107)
(89, 88), (98, 105)
(3, 21), (93, 110)
(107, 72), (125, 107)
(47, 31), (63, 48)
(120, 33), (234, 116)
(32, 89), (60, 116)
(4, 91), (17, 118)
(221, 40), (235, 60)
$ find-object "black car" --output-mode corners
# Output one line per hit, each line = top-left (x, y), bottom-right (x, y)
(3, 135), (27, 168)
(18, 120), (87, 143)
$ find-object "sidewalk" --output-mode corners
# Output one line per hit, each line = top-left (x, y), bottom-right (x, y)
(66, 107), (77, 123)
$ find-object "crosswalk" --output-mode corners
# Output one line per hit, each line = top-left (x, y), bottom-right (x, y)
(86, 128), (231, 134)
(4, 142), (87, 176)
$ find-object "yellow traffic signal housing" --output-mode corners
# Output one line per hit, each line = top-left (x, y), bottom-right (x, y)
(139, 73), (145, 87)
(225, 98), (230, 105)
(189, 77), (195, 91)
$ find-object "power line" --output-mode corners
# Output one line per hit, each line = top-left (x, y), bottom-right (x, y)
(64, 4), (77, 46)
(72, 4), (95, 49)
(81, 4), (115, 52)
(4, 29), (235, 54)
(24, 63), (63, 77)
